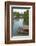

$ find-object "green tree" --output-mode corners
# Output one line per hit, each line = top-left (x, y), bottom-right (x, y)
(15, 12), (19, 18)
(23, 10), (29, 25)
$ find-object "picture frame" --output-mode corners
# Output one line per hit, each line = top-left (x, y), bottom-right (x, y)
(5, 1), (35, 44)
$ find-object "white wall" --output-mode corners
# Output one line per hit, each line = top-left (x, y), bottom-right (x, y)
(0, 0), (36, 46)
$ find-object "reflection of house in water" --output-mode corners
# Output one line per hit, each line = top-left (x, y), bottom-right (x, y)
(12, 10), (29, 36)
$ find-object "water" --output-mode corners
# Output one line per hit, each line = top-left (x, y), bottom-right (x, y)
(12, 18), (24, 36)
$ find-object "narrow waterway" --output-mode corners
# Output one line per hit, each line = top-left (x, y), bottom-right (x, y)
(12, 18), (24, 36)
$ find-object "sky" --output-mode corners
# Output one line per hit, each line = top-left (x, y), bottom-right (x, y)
(13, 9), (28, 14)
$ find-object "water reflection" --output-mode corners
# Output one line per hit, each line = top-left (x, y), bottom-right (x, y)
(13, 19), (24, 36)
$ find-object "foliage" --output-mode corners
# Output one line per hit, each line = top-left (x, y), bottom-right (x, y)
(23, 10), (29, 25)
(13, 10), (29, 25)
(15, 12), (19, 18)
